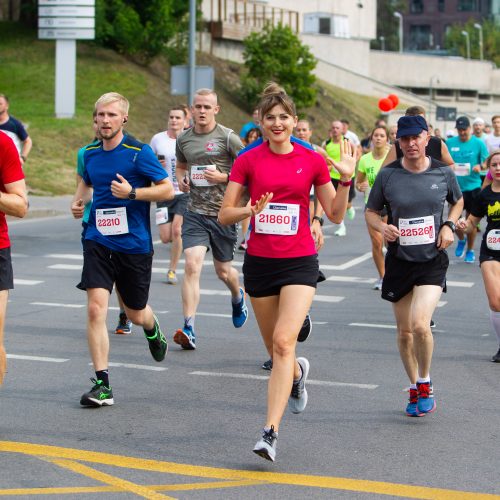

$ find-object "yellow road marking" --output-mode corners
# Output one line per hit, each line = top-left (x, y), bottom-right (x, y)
(0, 441), (498, 499)
(44, 458), (174, 500)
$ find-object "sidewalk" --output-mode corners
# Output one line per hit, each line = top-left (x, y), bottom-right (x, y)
(24, 195), (73, 219)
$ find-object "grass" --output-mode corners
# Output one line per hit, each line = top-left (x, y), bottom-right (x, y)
(0, 22), (381, 195)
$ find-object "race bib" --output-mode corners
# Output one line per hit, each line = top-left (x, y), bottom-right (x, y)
(96, 207), (129, 236)
(155, 207), (169, 225)
(486, 229), (500, 251)
(455, 163), (471, 177)
(191, 165), (216, 187)
(255, 203), (299, 235)
(399, 215), (435, 246)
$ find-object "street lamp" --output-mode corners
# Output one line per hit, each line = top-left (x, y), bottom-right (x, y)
(461, 30), (471, 60)
(474, 23), (483, 60)
(429, 75), (439, 119)
(394, 12), (403, 53)
(379, 35), (385, 51)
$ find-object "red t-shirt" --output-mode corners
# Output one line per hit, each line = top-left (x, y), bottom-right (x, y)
(230, 141), (331, 258)
(0, 132), (25, 248)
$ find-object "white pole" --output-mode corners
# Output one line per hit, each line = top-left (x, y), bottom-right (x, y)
(55, 39), (76, 119)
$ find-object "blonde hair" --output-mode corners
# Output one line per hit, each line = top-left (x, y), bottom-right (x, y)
(94, 92), (129, 115)
(194, 88), (218, 103)
(259, 82), (296, 118)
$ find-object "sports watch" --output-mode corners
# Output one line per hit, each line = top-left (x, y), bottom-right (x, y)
(442, 220), (456, 233)
(128, 188), (137, 200)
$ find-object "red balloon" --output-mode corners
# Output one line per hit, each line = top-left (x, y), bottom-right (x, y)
(378, 97), (393, 113)
(388, 94), (399, 107)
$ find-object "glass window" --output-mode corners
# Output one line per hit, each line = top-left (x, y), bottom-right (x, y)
(438, 0), (445, 12)
(319, 17), (331, 34)
(457, 0), (477, 11)
(410, 0), (424, 13)
(409, 24), (432, 50)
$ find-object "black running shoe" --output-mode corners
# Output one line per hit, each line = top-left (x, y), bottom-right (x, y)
(261, 358), (273, 371)
(144, 315), (168, 362)
(491, 347), (500, 363)
(298, 314), (312, 343)
(80, 378), (114, 407)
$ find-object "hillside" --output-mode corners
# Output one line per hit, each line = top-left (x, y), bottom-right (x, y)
(0, 22), (381, 195)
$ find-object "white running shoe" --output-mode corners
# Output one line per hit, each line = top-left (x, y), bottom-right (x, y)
(288, 357), (310, 414)
(334, 223), (346, 236)
(373, 277), (383, 290)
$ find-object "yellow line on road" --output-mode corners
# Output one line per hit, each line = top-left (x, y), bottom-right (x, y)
(0, 441), (498, 499)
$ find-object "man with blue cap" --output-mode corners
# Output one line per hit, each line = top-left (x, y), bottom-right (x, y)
(365, 115), (463, 418)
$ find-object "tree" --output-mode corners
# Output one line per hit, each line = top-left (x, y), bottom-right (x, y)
(240, 23), (317, 110)
(370, 0), (406, 51)
(444, 19), (500, 66)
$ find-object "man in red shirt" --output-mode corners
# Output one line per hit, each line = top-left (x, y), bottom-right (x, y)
(0, 132), (28, 385)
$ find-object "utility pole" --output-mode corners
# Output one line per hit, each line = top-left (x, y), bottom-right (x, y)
(188, 0), (196, 106)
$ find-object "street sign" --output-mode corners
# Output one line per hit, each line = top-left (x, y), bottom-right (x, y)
(39, 0), (94, 4)
(171, 66), (215, 95)
(38, 28), (95, 39)
(39, 17), (95, 28)
(436, 106), (457, 121)
(38, 6), (94, 16)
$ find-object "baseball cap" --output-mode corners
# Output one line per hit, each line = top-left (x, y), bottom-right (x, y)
(455, 116), (470, 129)
(472, 117), (485, 126)
(396, 115), (428, 139)
(446, 129), (455, 138)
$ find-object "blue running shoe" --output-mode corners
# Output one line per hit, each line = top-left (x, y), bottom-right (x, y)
(406, 388), (423, 417)
(232, 287), (248, 328)
(417, 381), (436, 414)
(173, 325), (196, 350)
(455, 239), (466, 257)
(464, 249), (475, 263)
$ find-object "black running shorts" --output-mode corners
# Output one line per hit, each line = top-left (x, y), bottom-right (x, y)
(381, 251), (448, 303)
(0, 247), (14, 291)
(77, 240), (153, 310)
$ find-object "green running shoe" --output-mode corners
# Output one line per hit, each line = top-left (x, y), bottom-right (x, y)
(80, 378), (114, 407)
(144, 315), (168, 362)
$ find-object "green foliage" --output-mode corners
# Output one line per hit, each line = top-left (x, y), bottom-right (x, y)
(370, 0), (406, 51)
(95, 0), (193, 63)
(444, 19), (500, 65)
(240, 23), (317, 110)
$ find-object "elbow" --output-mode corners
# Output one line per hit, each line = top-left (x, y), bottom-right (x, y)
(217, 208), (229, 226)
(16, 200), (29, 219)
(325, 212), (343, 225)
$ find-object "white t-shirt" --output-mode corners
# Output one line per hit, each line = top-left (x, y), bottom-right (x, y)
(150, 131), (181, 194)
(485, 133), (500, 154)
(344, 129), (360, 147)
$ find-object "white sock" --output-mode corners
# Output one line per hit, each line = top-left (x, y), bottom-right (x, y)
(417, 376), (430, 384)
(489, 310), (500, 345)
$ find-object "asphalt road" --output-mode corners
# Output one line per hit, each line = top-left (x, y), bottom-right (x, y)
(0, 201), (498, 499)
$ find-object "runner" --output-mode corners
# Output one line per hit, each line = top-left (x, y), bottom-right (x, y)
(355, 126), (389, 290)
(71, 92), (174, 407)
(457, 150), (500, 363)
(485, 115), (500, 154)
(173, 88), (248, 350)
(447, 116), (488, 263)
(219, 83), (356, 461)
(150, 105), (189, 285)
(365, 115), (463, 417)
(0, 132), (28, 385)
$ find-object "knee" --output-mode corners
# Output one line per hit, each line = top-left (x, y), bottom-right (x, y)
(397, 329), (413, 347)
(272, 331), (296, 358)
(184, 259), (201, 277)
(216, 268), (229, 282)
(126, 309), (144, 325)
(160, 234), (171, 244)
(412, 321), (431, 339)
(488, 297), (500, 312)
(88, 300), (107, 323)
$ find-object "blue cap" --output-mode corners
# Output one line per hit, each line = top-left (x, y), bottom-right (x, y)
(396, 115), (428, 138)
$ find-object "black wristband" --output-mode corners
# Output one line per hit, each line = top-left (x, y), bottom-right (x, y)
(312, 216), (324, 226)
(442, 220), (456, 233)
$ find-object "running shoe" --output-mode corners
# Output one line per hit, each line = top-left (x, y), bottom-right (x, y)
(372, 277), (383, 291)
(144, 315), (168, 361)
(334, 222), (346, 237)
(297, 314), (312, 343)
(167, 270), (178, 285)
(80, 378), (114, 407)
(455, 239), (466, 258)
(232, 287), (248, 328)
(430, 319), (436, 329)
(262, 358), (273, 371)
(288, 357), (310, 414)
(173, 325), (196, 350)
(346, 206), (356, 220)
(491, 347), (500, 363)
(405, 387), (423, 417)
(417, 381), (436, 415)
(464, 249), (475, 263)
(115, 312), (132, 335)
(253, 425), (278, 462)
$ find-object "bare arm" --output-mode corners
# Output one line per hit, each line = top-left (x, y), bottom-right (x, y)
(110, 174), (174, 202)
(0, 179), (28, 218)
(175, 161), (190, 193)
(71, 178), (93, 218)
(20, 136), (32, 165)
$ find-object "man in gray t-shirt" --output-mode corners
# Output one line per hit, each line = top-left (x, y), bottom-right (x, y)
(173, 89), (247, 351)
(365, 115), (463, 418)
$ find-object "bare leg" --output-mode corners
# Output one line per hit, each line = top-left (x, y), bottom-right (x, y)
(87, 288), (111, 371)
(0, 290), (9, 385)
(181, 246), (207, 318)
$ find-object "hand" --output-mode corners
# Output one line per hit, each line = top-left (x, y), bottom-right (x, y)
(472, 165), (481, 173)
(357, 181), (369, 192)
(71, 199), (84, 219)
(311, 223), (324, 251)
(330, 139), (356, 180)
(203, 167), (226, 184)
(110, 173), (132, 199)
(250, 192), (273, 216)
(179, 175), (190, 193)
(437, 225), (454, 250)
(382, 223), (400, 242)
(456, 217), (468, 232)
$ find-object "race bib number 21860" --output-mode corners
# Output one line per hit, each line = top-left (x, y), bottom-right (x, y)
(255, 203), (299, 235)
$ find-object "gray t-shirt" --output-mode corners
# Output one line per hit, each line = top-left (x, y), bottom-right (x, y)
(176, 123), (243, 216)
(367, 158), (462, 262)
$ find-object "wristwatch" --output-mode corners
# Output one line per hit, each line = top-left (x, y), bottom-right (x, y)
(128, 188), (137, 200)
(312, 216), (324, 226)
(442, 220), (456, 233)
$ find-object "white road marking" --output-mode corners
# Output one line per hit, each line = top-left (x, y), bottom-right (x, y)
(447, 281), (474, 288)
(14, 279), (44, 285)
(326, 276), (377, 284)
(196, 312), (232, 318)
(198, 289), (344, 303)
(106, 362), (167, 372)
(350, 322), (396, 329)
(31, 302), (85, 308)
(190, 371), (378, 389)
(320, 252), (373, 271)
(7, 354), (69, 363)
(437, 301), (447, 307)
(45, 253), (83, 260)
(48, 264), (82, 270)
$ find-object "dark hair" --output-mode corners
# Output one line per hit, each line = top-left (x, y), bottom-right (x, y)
(170, 105), (187, 117)
(245, 127), (262, 143)
(405, 106), (426, 116)
(258, 82), (296, 119)
(370, 126), (388, 141)
(340, 119), (350, 125)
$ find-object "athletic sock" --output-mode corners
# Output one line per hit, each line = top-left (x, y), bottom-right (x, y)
(489, 310), (500, 345)
(144, 316), (158, 338)
(231, 291), (242, 304)
(417, 376), (431, 384)
(184, 316), (195, 330)
(410, 383), (417, 390)
(293, 361), (304, 383)
(95, 369), (109, 387)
